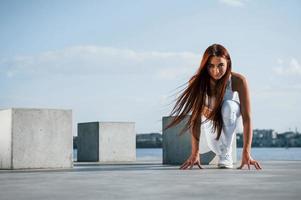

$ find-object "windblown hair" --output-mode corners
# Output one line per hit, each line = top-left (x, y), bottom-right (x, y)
(164, 44), (232, 141)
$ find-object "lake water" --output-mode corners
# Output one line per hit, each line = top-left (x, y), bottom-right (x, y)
(73, 147), (301, 161)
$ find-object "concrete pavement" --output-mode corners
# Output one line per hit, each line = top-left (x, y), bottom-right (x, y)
(0, 160), (300, 200)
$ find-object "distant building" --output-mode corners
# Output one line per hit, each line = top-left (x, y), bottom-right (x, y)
(277, 131), (301, 147)
(237, 129), (301, 148)
(253, 129), (277, 147)
(136, 133), (162, 148)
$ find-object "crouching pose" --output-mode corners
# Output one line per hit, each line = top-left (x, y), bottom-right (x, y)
(165, 44), (262, 170)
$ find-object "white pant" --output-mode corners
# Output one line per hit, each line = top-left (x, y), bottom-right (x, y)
(201, 100), (241, 156)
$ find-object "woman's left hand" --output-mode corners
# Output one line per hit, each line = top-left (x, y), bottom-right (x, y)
(237, 151), (262, 170)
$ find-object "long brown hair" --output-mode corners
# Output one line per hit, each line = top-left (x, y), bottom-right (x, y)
(164, 44), (232, 141)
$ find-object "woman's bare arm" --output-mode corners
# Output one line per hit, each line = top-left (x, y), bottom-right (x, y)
(235, 74), (262, 170)
(237, 75), (253, 154)
(191, 128), (200, 155)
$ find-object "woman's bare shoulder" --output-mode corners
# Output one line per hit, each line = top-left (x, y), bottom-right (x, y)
(231, 72), (248, 92)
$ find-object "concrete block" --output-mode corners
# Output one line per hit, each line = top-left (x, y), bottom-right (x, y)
(162, 116), (237, 165)
(0, 108), (73, 169)
(77, 122), (136, 162)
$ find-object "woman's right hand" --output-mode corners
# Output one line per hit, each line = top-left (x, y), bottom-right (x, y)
(179, 153), (203, 170)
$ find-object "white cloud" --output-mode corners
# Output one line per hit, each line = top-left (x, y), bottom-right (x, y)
(219, 0), (247, 7)
(0, 45), (199, 80)
(273, 58), (301, 76)
(156, 66), (193, 80)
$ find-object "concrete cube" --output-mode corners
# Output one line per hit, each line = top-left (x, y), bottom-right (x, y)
(77, 122), (136, 162)
(0, 108), (73, 169)
(162, 116), (237, 165)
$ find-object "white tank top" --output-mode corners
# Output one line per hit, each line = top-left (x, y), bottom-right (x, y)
(205, 74), (240, 109)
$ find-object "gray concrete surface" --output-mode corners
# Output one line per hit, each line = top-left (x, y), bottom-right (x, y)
(0, 108), (73, 169)
(0, 160), (300, 200)
(163, 116), (236, 165)
(78, 122), (136, 162)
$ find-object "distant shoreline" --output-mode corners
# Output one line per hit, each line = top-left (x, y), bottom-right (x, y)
(73, 130), (301, 149)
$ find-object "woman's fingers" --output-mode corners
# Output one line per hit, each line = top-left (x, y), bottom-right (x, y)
(180, 161), (190, 170)
(238, 160), (251, 170)
(189, 162), (194, 169)
(237, 159), (263, 170)
(197, 162), (203, 169)
(181, 159), (194, 170)
(249, 159), (262, 170)
(254, 162), (260, 170)
(180, 160), (188, 168)
(179, 160), (188, 169)
(189, 160), (202, 170)
(180, 158), (203, 170)
(257, 162), (262, 169)
(237, 162), (244, 169)
(253, 160), (262, 170)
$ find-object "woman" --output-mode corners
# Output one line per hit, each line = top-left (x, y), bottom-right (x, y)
(165, 44), (262, 170)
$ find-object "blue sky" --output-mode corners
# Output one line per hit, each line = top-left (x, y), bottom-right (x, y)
(1, 0), (300, 135)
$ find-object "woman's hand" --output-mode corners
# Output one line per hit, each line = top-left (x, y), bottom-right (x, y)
(180, 153), (203, 170)
(237, 151), (262, 170)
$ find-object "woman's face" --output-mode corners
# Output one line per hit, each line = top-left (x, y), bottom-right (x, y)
(207, 56), (228, 81)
